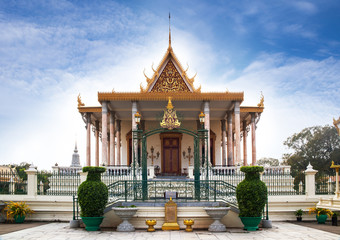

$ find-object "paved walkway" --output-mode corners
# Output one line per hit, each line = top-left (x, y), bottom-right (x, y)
(0, 222), (339, 240)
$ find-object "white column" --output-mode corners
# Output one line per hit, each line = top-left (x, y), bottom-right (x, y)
(132, 101), (138, 166)
(204, 101), (210, 165)
(234, 102), (241, 165)
(25, 165), (38, 196)
(116, 120), (121, 165)
(304, 163), (318, 197)
(110, 113), (115, 166)
(227, 112), (233, 166)
(86, 113), (91, 166)
(251, 113), (256, 165)
(95, 120), (99, 167)
(243, 120), (247, 166)
(221, 120), (227, 166)
(335, 169), (339, 199)
(107, 132), (110, 166)
(102, 102), (108, 165)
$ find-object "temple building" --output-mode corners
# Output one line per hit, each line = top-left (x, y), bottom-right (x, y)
(77, 28), (264, 178)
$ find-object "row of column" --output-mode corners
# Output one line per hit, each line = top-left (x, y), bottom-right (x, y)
(220, 108), (257, 166)
(85, 103), (122, 166)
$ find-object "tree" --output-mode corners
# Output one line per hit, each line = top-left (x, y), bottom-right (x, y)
(257, 157), (279, 166)
(283, 125), (340, 189)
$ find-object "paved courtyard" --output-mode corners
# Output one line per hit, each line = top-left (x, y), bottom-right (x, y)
(1, 222), (340, 240)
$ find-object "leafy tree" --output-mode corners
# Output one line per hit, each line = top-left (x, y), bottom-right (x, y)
(283, 125), (340, 189)
(257, 157), (279, 166)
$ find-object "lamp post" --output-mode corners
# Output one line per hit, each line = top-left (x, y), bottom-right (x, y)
(199, 111), (205, 129)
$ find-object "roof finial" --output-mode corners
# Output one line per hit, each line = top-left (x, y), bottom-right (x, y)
(168, 12), (171, 48)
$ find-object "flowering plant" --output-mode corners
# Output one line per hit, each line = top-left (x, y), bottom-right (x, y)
(5, 201), (34, 219)
(308, 207), (333, 218)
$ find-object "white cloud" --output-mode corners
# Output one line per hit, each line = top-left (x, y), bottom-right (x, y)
(291, 1), (318, 15)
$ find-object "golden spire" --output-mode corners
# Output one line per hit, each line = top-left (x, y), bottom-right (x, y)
(168, 12), (171, 49)
(167, 97), (174, 109)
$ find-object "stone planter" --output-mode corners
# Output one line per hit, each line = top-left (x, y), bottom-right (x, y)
(113, 207), (138, 232)
(204, 207), (230, 232)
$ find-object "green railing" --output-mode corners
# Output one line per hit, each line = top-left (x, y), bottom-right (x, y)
(106, 180), (238, 207)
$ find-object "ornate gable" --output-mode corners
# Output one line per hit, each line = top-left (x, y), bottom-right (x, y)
(151, 60), (190, 92)
(140, 44), (201, 93)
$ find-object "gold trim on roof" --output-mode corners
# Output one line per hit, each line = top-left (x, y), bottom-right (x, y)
(240, 107), (264, 113)
(98, 92), (244, 102)
(78, 107), (102, 113)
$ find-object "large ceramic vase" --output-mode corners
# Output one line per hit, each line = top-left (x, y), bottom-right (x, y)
(14, 215), (25, 223)
(81, 217), (104, 231)
(204, 207), (230, 232)
(113, 207), (138, 232)
(316, 214), (328, 224)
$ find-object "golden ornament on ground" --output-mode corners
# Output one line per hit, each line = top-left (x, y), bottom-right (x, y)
(184, 219), (194, 232)
(146, 219), (157, 232)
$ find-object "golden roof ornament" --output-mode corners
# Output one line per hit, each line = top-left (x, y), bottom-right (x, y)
(160, 97), (181, 130)
(257, 92), (264, 107)
(77, 94), (85, 108)
(333, 117), (340, 136)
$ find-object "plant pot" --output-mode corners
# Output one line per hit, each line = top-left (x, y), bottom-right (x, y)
(204, 207), (230, 232)
(14, 215), (25, 223)
(332, 216), (338, 226)
(81, 217), (104, 231)
(239, 217), (262, 231)
(316, 214), (328, 224)
(113, 207), (138, 232)
(296, 216), (302, 222)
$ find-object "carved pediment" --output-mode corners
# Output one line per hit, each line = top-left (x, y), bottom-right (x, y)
(151, 60), (190, 93)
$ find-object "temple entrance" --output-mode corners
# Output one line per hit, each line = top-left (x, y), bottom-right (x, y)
(160, 133), (182, 175)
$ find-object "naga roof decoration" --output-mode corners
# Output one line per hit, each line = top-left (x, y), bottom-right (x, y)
(140, 44), (201, 93)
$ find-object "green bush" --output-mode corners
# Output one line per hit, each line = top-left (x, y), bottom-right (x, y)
(78, 167), (108, 217)
(236, 166), (267, 217)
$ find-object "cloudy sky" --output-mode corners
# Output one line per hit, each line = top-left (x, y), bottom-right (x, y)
(0, 0), (339, 170)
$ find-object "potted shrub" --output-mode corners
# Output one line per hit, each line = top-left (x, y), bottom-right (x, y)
(78, 166), (108, 231)
(308, 207), (333, 224)
(295, 209), (304, 222)
(236, 166), (267, 231)
(5, 201), (34, 223)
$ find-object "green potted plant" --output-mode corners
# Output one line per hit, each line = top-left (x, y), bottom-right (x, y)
(308, 207), (333, 224)
(5, 201), (34, 223)
(236, 166), (267, 231)
(294, 209), (304, 222)
(78, 166), (108, 231)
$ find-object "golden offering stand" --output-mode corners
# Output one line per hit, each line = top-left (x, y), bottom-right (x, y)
(184, 219), (194, 232)
(162, 197), (180, 230)
(146, 219), (157, 232)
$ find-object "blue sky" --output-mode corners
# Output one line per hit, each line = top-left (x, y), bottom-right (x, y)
(0, 0), (339, 169)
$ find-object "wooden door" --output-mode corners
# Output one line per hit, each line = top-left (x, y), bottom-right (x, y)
(162, 137), (180, 175)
